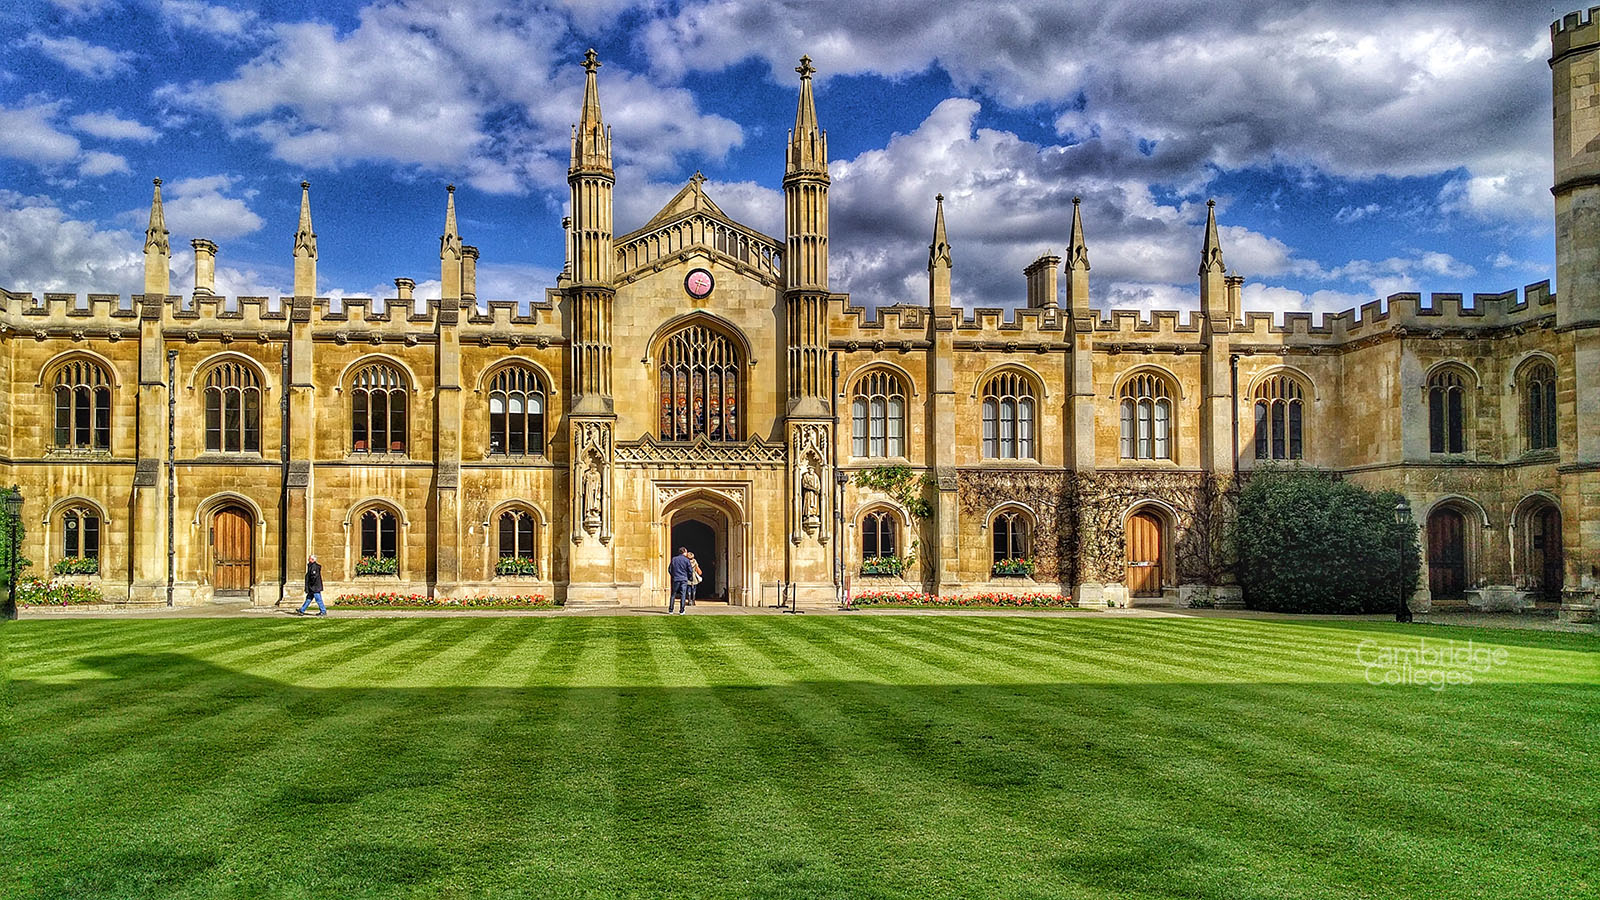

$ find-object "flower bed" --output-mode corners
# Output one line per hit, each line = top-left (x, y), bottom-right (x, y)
(850, 589), (1074, 609)
(860, 555), (910, 577)
(331, 592), (557, 609)
(17, 578), (106, 606)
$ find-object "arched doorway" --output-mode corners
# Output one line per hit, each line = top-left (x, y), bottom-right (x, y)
(671, 518), (719, 599)
(1125, 510), (1165, 598)
(1427, 508), (1467, 602)
(660, 489), (746, 604)
(212, 505), (254, 597)
(1519, 500), (1563, 603)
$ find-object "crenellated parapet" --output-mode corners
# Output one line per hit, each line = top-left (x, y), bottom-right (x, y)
(1552, 7), (1600, 59)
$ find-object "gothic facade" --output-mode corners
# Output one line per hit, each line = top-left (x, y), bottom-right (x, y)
(5, 16), (1600, 620)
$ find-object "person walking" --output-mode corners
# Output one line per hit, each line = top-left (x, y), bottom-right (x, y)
(298, 555), (326, 616)
(687, 551), (702, 606)
(668, 546), (694, 614)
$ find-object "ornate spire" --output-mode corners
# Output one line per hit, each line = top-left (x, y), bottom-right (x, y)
(441, 183), (461, 260)
(144, 178), (169, 254)
(294, 180), (316, 259)
(571, 48), (612, 173)
(1198, 198), (1224, 275)
(1066, 196), (1089, 272)
(787, 55), (828, 176)
(929, 193), (952, 271)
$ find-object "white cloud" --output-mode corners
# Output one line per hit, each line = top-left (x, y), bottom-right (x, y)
(46, 0), (118, 14)
(127, 174), (264, 240)
(78, 150), (130, 176)
(158, 0), (261, 41)
(25, 33), (134, 79)
(70, 111), (159, 141)
(643, 0), (1552, 222)
(1334, 204), (1381, 224)
(0, 191), (143, 296)
(175, 2), (741, 194)
(0, 102), (81, 166)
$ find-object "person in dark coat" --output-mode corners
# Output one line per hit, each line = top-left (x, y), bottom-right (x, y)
(298, 555), (326, 616)
(667, 546), (694, 614)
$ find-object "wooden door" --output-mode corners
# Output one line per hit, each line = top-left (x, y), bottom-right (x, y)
(1427, 509), (1466, 601)
(1533, 506), (1563, 601)
(213, 507), (254, 593)
(1126, 512), (1163, 597)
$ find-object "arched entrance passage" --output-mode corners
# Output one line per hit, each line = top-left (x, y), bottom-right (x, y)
(660, 488), (747, 605)
(671, 518), (719, 599)
(1514, 497), (1563, 603)
(212, 505), (255, 596)
(1427, 507), (1468, 602)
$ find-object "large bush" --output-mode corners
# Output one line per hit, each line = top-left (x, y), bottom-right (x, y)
(1233, 469), (1420, 614)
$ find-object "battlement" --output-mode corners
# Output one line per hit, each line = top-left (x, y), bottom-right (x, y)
(1231, 281), (1556, 344)
(1552, 7), (1600, 59)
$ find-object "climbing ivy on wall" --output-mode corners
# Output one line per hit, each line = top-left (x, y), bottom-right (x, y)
(853, 465), (935, 519)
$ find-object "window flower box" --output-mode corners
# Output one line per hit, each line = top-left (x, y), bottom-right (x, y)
(495, 556), (539, 578)
(354, 555), (398, 577)
(52, 556), (100, 576)
(860, 555), (909, 577)
(992, 557), (1036, 577)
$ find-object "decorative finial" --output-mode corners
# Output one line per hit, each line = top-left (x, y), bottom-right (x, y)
(1207, 198), (1216, 208)
(447, 183), (455, 193)
(1073, 196), (1081, 205)
(689, 170), (706, 188)
(153, 177), (162, 187)
(796, 55), (815, 79)
(301, 180), (310, 190)
(583, 48), (600, 73)
(935, 192), (944, 203)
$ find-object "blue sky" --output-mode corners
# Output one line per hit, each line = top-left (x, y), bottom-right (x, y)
(0, 0), (1567, 318)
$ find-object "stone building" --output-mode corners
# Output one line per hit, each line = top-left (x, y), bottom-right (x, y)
(4, 15), (1598, 621)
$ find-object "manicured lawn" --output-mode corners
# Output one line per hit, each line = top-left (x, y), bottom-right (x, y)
(1, 615), (1595, 899)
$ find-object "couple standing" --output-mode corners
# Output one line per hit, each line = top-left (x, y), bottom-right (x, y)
(668, 547), (702, 614)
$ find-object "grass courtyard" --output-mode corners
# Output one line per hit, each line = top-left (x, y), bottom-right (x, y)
(1, 614), (1595, 899)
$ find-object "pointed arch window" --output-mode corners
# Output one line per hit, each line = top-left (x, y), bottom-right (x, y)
(358, 507), (398, 561)
(658, 324), (741, 442)
(1252, 375), (1305, 460)
(851, 370), (907, 458)
(1119, 372), (1174, 460)
(861, 510), (898, 560)
(1521, 361), (1557, 452)
(203, 361), (262, 453)
(981, 371), (1036, 460)
(1428, 368), (1468, 454)
(496, 508), (539, 576)
(52, 359), (112, 451)
(60, 505), (101, 569)
(351, 363), (408, 454)
(488, 366), (547, 456)
(992, 511), (1031, 564)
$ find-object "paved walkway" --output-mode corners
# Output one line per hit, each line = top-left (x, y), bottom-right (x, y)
(13, 600), (1594, 632)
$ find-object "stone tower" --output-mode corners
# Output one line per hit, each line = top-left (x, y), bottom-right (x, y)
(1552, 10), (1600, 466)
(565, 48), (618, 603)
(783, 55), (834, 599)
(142, 178), (169, 298)
(293, 181), (316, 298)
(1198, 200), (1234, 473)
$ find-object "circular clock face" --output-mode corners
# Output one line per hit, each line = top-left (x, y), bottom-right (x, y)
(685, 268), (714, 299)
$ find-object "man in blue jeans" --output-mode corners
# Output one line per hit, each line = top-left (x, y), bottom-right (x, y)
(298, 555), (326, 616)
(668, 546), (694, 614)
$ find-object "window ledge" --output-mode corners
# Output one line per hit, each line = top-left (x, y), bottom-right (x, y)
(1518, 449), (1559, 463)
(45, 448), (114, 460)
(976, 457), (1041, 466)
(197, 452), (266, 462)
(847, 456), (914, 466)
(1116, 458), (1180, 467)
(344, 453), (412, 464)
(485, 453), (550, 464)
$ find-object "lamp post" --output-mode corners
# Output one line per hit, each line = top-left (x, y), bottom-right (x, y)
(2, 486), (22, 620)
(1394, 499), (1412, 624)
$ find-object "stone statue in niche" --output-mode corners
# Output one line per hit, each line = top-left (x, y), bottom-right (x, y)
(800, 465), (822, 531)
(581, 458), (602, 532)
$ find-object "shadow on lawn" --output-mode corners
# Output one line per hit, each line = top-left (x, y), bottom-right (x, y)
(3, 651), (1596, 900)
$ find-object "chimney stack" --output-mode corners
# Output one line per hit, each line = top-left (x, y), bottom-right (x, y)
(462, 245), (479, 302)
(191, 238), (218, 295)
(394, 277), (415, 303)
(1024, 252), (1061, 309)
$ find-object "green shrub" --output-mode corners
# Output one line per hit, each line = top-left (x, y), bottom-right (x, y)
(494, 556), (539, 577)
(1232, 468), (1420, 614)
(860, 555), (909, 576)
(51, 556), (100, 576)
(991, 557), (1036, 577)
